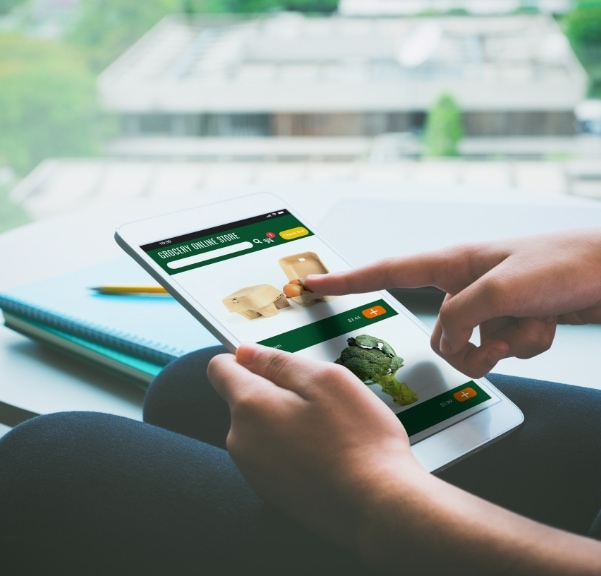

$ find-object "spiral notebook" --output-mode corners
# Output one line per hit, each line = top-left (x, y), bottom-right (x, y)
(0, 257), (220, 369)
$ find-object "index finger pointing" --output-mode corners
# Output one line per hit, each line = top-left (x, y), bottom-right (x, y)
(306, 251), (469, 296)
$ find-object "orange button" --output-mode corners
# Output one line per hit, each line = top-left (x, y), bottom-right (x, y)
(361, 305), (387, 319)
(453, 387), (477, 402)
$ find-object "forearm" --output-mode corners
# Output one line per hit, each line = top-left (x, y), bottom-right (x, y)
(356, 465), (601, 576)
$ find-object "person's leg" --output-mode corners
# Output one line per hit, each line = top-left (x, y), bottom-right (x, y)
(0, 411), (263, 575)
(439, 374), (601, 538)
(0, 409), (375, 576)
(0, 351), (378, 576)
(143, 345), (230, 448)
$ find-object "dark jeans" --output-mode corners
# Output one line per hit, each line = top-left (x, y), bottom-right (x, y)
(1, 346), (600, 575)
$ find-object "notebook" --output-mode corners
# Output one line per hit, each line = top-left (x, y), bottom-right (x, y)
(3, 311), (164, 387)
(0, 257), (220, 367)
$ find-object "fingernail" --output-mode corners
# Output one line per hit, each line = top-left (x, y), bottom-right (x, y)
(235, 343), (259, 365)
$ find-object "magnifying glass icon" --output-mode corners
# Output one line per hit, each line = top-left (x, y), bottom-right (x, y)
(252, 239), (262, 245)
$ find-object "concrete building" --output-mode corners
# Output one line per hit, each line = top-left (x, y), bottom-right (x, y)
(98, 11), (588, 152)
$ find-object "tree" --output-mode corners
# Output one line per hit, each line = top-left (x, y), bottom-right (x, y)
(0, 33), (102, 175)
(563, 2), (601, 47)
(562, 1), (601, 97)
(422, 93), (464, 158)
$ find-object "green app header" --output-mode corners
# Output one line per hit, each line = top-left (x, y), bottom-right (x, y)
(145, 212), (313, 274)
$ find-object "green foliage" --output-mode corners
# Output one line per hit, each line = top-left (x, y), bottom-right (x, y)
(561, 2), (601, 97)
(422, 93), (464, 158)
(563, 4), (601, 46)
(0, 0), (25, 15)
(183, 0), (270, 12)
(445, 8), (470, 16)
(512, 6), (540, 14)
(277, 0), (337, 12)
(573, 0), (601, 9)
(0, 33), (102, 175)
(185, 0), (337, 14)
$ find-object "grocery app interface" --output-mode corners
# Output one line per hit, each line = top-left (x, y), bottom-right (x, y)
(142, 209), (498, 442)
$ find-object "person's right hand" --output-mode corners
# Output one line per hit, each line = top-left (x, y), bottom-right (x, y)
(306, 229), (601, 378)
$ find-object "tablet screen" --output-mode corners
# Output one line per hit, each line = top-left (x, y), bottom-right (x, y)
(141, 208), (500, 443)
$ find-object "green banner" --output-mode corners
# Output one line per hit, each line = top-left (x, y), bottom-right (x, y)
(398, 382), (491, 437)
(258, 299), (398, 352)
(146, 213), (313, 274)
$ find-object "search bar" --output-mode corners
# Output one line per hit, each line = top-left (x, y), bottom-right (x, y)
(166, 241), (254, 270)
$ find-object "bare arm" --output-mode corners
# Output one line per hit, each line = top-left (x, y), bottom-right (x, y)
(209, 345), (601, 575)
(306, 229), (601, 377)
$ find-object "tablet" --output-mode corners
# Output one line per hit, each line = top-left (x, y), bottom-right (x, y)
(115, 192), (523, 472)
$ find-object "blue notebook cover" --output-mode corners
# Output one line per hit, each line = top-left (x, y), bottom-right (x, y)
(0, 257), (220, 365)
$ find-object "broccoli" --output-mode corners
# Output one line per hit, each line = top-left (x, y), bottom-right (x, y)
(334, 334), (418, 406)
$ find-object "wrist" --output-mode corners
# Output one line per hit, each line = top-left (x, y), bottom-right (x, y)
(352, 455), (430, 572)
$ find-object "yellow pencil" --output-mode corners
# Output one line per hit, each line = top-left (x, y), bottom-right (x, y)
(90, 285), (169, 295)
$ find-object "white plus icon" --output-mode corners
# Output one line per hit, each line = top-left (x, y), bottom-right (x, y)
(368, 308), (379, 316)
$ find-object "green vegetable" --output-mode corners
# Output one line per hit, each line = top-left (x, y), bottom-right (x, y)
(335, 334), (418, 406)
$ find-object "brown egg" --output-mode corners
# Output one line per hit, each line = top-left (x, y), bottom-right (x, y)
(283, 282), (304, 298)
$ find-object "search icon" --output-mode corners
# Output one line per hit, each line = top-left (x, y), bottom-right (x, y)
(252, 239), (262, 245)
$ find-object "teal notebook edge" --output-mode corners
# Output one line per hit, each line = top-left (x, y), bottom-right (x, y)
(4, 311), (163, 388)
(0, 257), (220, 366)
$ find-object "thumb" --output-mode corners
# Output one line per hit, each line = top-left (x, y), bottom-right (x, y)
(236, 343), (356, 398)
(235, 343), (306, 391)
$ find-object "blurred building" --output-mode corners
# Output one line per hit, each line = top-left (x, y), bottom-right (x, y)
(11, 157), (601, 221)
(98, 11), (587, 156)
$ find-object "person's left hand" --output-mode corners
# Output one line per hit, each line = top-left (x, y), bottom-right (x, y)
(207, 343), (422, 551)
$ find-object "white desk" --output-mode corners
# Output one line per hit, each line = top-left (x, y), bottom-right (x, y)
(2, 180), (601, 423)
